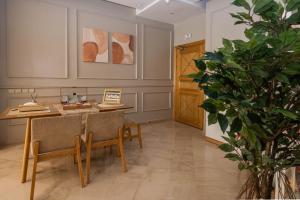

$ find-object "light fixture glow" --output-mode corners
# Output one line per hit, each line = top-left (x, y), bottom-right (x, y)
(165, 0), (170, 3)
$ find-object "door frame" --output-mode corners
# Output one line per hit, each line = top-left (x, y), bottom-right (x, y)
(173, 40), (206, 129)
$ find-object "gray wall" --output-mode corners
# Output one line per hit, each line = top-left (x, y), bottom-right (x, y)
(174, 13), (206, 46)
(0, 0), (174, 145)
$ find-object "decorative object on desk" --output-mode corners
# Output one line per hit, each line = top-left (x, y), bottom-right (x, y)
(61, 95), (69, 104)
(30, 93), (37, 103)
(101, 89), (122, 105)
(18, 102), (48, 112)
(112, 32), (134, 64)
(69, 93), (79, 104)
(188, 0), (300, 199)
(62, 102), (92, 110)
(79, 95), (87, 103)
(82, 28), (108, 63)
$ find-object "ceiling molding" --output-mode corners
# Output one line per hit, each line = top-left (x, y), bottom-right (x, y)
(104, 0), (205, 24)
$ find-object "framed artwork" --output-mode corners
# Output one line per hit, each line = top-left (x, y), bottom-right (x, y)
(82, 28), (108, 63)
(112, 32), (134, 64)
(102, 89), (122, 105)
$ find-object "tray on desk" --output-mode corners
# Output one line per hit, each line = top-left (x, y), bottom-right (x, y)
(62, 103), (92, 110)
(18, 105), (49, 112)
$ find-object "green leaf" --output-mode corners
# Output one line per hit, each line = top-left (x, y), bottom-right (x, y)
(232, 0), (251, 10)
(262, 155), (272, 165)
(236, 139), (246, 147)
(222, 136), (235, 144)
(252, 66), (269, 78)
(237, 12), (252, 20)
(286, 0), (300, 11)
(287, 12), (300, 24)
(204, 52), (224, 63)
(230, 13), (244, 21)
(218, 114), (229, 133)
(242, 127), (256, 146)
(293, 159), (300, 165)
(282, 63), (300, 75)
(199, 73), (209, 84)
(208, 113), (218, 125)
(230, 117), (243, 133)
(253, 0), (273, 14)
(275, 73), (289, 83)
(238, 162), (247, 170)
(201, 101), (217, 113)
(235, 21), (246, 25)
(279, 30), (297, 45)
(241, 149), (254, 161)
(219, 143), (235, 152)
(186, 73), (199, 79)
(225, 153), (241, 161)
(272, 108), (299, 120)
(226, 108), (238, 117)
(194, 59), (206, 71)
(223, 38), (233, 51)
(249, 124), (268, 139)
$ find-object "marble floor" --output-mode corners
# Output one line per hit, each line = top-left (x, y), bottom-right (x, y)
(0, 120), (246, 200)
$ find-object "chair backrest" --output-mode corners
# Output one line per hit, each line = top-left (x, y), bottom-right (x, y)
(85, 111), (124, 142)
(31, 115), (82, 153)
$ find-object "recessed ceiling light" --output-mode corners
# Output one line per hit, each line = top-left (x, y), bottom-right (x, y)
(165, 0), (170, 3)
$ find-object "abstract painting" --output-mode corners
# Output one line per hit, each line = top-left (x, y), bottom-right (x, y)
(82, 28), (108, 63)
(112, 32), (134, 64)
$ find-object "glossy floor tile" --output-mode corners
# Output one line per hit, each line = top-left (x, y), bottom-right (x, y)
(0, 121), (246, 200)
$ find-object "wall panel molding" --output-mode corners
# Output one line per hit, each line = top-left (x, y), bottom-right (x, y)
(6, 0), (69, 78)
(142, 25), (172, 81)
(142, 91), (172, 112)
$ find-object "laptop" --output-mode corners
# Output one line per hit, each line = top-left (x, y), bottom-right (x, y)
(98, 89), (124, 108)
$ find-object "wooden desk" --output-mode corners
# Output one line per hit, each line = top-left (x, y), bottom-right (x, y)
(0, 104), (132, 183)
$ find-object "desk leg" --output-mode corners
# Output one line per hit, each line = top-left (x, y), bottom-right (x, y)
(21, 118), (31, 183)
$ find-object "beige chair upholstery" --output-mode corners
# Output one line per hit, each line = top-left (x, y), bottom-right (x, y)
(30, 115), (85, 200)
(31, 115), (83, 154)
(83, 111), (127, 184)
(83, 111), (124, 142)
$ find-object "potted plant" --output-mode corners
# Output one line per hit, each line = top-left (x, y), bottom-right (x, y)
(190, 0), (300, 198)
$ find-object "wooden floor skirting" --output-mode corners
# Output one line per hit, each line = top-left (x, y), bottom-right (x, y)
(205, 136), (224, 145)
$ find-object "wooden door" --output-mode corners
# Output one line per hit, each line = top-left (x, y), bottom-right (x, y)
(174, 40), (205, 129)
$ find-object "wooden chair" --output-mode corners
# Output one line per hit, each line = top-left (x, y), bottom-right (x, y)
(30, 115), (85, 200)
(124, 118), (142, 148)
(82, 111), (127, 184)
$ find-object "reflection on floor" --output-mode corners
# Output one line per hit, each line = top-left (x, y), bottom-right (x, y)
(0, 120), (246, 200)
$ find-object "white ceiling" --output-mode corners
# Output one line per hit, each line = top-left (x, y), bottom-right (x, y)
(105, 0), (155, 9)
(104, 0), (205, 24)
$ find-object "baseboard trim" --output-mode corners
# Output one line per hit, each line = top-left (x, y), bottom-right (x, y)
(205, 136), (223, 145)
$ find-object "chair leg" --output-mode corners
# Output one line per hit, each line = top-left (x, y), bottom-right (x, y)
(109, 146), (113, 155)
(86, 133), (92, 184)
(73, 153), (77, 164)
(30, 142), (39, 200)
(118, 128), (127, 172)
(137, 124), (143, 149)
(75, 136), (85, 188)
(127, 128), (133, 141)
(116, 131), (121, 157)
